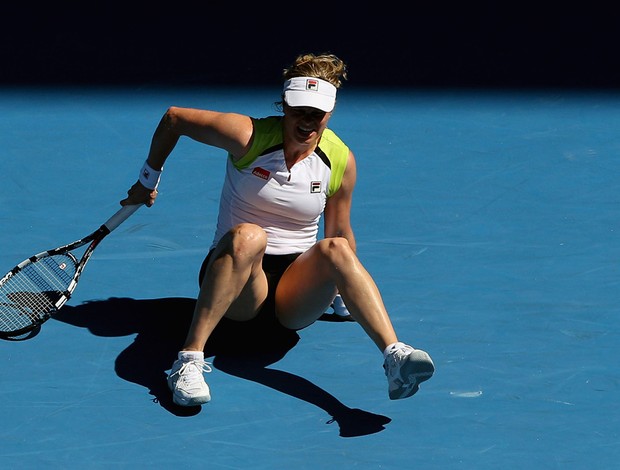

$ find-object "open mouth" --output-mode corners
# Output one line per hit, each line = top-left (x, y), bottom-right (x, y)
(297, 125), (314, 137)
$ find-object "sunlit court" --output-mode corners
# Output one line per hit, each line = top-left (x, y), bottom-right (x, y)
(1, 85), (618, 468)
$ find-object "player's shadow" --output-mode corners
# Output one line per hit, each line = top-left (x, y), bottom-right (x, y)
(53, 297), (391, 437)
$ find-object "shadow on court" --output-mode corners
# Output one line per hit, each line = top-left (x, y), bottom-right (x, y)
(51, 297), (391, 437)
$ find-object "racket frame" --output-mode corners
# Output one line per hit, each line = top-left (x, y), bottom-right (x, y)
(0, 204), (140, 338)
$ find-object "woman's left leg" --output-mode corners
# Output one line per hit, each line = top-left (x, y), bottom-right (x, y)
(275, 237), (398, 352)
(275, 237), (435, 400)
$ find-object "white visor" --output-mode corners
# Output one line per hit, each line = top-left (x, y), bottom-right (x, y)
(283, 77), (337, 112)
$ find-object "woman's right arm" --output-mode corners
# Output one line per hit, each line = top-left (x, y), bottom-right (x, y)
(121, 106), (254, 207)
(146, 107), (254, 170)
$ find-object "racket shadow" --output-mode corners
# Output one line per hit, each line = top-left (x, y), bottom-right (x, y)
(54, 297), (391, 435)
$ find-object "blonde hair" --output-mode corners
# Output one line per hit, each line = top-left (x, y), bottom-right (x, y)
(276, 52), (347, 111)
(283, 52), (347, 88)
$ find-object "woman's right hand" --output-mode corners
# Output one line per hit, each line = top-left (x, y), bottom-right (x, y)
(120, 181), (158, 207)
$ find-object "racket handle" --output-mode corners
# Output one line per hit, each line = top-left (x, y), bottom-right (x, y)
(104, 204), (142, 232)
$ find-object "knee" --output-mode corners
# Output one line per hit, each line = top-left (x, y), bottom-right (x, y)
(225, 223), (268, 260)
(316, 237), (355, 266)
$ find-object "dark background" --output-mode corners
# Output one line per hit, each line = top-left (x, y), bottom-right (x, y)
(2, 3), (619, 89)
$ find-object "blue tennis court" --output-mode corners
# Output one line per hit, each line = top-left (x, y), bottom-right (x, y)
(1, 86), (618, 469)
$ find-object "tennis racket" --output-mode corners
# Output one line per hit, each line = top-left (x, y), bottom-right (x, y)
(0, 204), (141, 339)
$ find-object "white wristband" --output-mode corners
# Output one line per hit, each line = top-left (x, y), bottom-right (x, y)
(139, 160), (162, 190)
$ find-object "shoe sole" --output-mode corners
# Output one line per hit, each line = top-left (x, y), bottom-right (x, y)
(172, 393), (211, 406)
(389, 350), (435, 400)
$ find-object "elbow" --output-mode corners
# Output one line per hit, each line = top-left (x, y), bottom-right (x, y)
(163, 107), (182, 131)
(161, 106), (193, 137)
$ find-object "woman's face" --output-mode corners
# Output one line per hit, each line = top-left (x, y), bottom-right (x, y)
(282, 103), (332, 146)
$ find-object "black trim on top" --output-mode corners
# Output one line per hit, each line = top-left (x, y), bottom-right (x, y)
(315, 146), (331, 169)
(259, 144), (284, 157)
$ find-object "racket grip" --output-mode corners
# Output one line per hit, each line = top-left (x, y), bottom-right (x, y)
(104, 204), (142, 232)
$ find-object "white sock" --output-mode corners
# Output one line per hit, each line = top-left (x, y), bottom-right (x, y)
(179, 351), (204, 362)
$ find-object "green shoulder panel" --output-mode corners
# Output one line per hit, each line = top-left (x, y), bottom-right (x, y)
(319, 128), (350, 197)
(233, 116), (283, 169)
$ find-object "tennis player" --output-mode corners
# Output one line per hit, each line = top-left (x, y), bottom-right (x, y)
(121, 52), (435, 406)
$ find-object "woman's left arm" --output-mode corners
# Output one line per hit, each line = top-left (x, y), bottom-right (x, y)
(324, 150), (357, 252)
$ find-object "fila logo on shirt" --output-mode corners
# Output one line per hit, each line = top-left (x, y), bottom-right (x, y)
(310, 181), (321, 193)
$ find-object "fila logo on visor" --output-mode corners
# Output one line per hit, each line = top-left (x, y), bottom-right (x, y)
(306, 79), (319, 91)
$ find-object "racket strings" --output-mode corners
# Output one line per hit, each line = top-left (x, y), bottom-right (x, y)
(0, 254), (77, 332)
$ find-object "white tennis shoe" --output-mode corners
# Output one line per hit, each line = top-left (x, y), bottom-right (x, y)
(167, 351), (212, 406)
(383, 342), (434, 400)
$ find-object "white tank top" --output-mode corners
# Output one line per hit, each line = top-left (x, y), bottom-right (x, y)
(211, 116), (349, 255)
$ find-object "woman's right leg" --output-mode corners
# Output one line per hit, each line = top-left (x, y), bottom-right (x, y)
(181, 223), (270, 352)
(167, 223), (270, 406)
